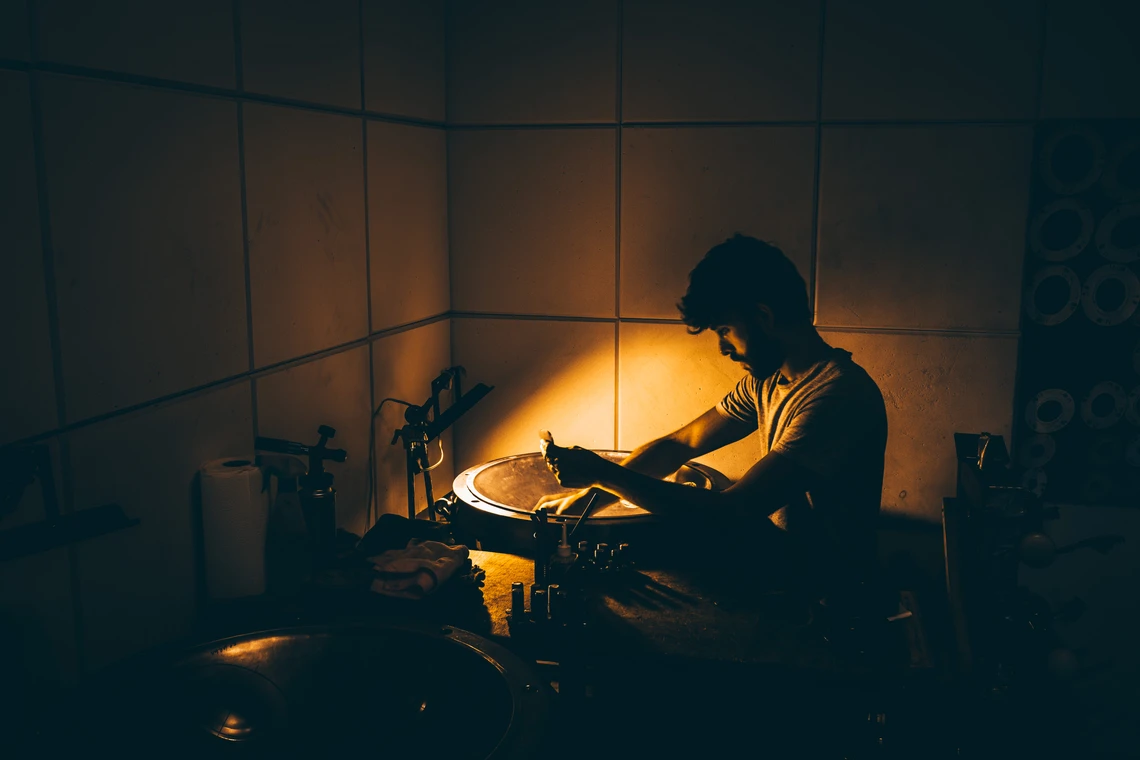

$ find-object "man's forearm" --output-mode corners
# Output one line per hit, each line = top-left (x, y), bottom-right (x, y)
(594, 458), (729, 522)
(618, 436), (696, 479)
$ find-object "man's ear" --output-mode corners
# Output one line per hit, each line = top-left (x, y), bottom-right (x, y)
(753, 303), (776, 331)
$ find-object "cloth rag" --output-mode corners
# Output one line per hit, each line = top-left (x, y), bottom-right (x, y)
(368, 539), (469, 599)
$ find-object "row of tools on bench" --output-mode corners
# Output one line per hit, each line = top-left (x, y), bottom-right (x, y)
(508, 499), (631, 635)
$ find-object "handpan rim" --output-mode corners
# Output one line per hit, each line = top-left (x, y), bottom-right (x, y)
(452, 451), (724, 523)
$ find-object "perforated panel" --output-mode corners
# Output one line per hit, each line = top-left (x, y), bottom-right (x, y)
(1015, 121), (1140, 506)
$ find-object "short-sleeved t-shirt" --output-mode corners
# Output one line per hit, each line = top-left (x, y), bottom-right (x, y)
(715, 348), (887, 591)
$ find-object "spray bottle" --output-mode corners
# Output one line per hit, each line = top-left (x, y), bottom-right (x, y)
(256, 425), (347, 574)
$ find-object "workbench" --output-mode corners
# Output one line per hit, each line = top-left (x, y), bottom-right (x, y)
(471, 548), (928, 675)
(179, 541), (941, 757)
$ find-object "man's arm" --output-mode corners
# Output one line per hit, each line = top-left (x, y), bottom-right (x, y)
(535, 407), (753, 513)
(590, 448), (818, 524)
(618, 407), (755, 478)
(556, 390), (869, 522)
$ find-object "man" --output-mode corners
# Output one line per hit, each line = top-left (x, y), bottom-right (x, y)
(536, 234), (888, 603)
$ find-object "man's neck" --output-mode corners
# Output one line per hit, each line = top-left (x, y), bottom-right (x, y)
(778, 328), (832, 382)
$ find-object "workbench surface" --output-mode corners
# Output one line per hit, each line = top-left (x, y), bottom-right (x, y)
(470, 549), (925, 676)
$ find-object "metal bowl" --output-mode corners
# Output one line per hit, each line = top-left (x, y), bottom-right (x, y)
(64, 621), (549, 758)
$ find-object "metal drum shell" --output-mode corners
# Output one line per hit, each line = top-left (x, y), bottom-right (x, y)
(448, 451), (729, 556)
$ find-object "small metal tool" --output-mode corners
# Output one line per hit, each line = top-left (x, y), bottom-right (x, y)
(567, 491), (601, 543)
(531, 507), (549, 585)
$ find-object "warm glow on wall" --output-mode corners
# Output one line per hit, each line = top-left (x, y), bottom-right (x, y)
(452, 319), (616, 474)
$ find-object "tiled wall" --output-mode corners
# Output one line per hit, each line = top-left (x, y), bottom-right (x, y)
(4, 0), (1137, 694)
(445, 1), (1140, 525)
(0, 0), (448, 682)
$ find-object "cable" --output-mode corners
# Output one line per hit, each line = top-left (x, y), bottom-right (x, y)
(366, 397), (415, 532)
(423, 437), (445, 472)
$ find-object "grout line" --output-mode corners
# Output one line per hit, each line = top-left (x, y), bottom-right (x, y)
(445, 121), (620, 131)
(439, 0), (454, 460)
(0, 59), (446, 129)
(449, 311), (617, 324)
(817, 324), (1022, 339)
(613, 0), (623, 450)
(447, 312), (1023, 338)
(26, 77), (68, 434)
(1032, 0), (1048, 121)
(236, 119), (257, 429)
(0, 58), (1041, 132)
(232, 0), (258, 441)
(1, 303), (1024, 454)
(623, 120), (816, 129)
(444, 114), (456, 331)
(444, 139), (455, 316)
(1008, 0), (1052, 458)
(231, 0), (244, 91)
(619, 317), (689, 325)
(28, 0), (89, 681)
(806, 118), (1038, 127)
(810, 0), (827, 321)
(442, 1), (457, 490)
(441, 0), (451, 125)
(448, 316), (458, 481)
(358, 0), (377, 529)
(443, 118), (1039, 129)
(3, 314), (452, 451)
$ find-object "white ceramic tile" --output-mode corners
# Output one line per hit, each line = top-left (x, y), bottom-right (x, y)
(371, 320), (453, 520)
(818, 329), (1020, 522)
(618, 322), (765, 482)
(41, 77), (248, 422)
(36, 0), (235, 87)
(816, 125), (1033, 332)
(1, 71), (56, 444)
(240, 0), (360, 109)
(448, 129), (616, 317)
(69, 381), (253, 671)
(822, 0), (1040, 120)
(257, 346), (372, 536)
(451, 318), (615, 474)
(447, 0), (617, 124)
(0, 548), (78, 688)
(1041, 0), (1140, 118)
(620, 126), (815, 319)
(244, 103), (368, 367)
(363, 0), (444, 120)
(0, 0), (30, 60)
(367, 122), (449, 331)
(622, 0), (821, 122)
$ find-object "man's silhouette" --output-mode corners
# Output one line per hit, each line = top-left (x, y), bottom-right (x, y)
(537, 234), (888, 604)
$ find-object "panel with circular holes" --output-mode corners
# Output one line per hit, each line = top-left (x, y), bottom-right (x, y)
(1015, 121), (1140, 507)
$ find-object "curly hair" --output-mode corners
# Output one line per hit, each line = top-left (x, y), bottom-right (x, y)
(677, 234), (811, 334)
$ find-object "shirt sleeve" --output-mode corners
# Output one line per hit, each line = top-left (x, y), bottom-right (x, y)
(715, 374), (761, 428)
(770, 383), (884, 481)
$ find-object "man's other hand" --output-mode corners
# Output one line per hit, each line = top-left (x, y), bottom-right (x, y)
(534, 487), (616, 516)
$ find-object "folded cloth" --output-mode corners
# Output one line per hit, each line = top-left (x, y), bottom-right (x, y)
(368, 539), (469, 599)
(357, 513), (450, 557)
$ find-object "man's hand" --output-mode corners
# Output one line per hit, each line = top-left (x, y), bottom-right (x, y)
(534, 487), (615, 516)
(543, 443), (611, 490)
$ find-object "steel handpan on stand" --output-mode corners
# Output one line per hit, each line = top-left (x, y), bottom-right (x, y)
(448, 451), (729, 556)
